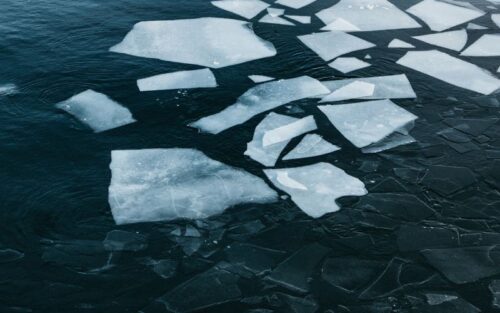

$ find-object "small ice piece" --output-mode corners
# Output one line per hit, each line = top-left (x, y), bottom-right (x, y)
(397, 50), (500, 95)
(283, 134), (340, 160)
(137, 68), (217, 91)
(494, 14), (500, 28)
(319, 99), (418, 149)
(190, 76), (329, 134)
(388, 39), (415, 48)
(211, 0), (270, 19)
(248, 75), (275, 83)
(262, 115), (317, 147)
(320, 81), (375, 103)
(267, 7), (285, 17)
(275, 0), (316, 9)
(0, 83), (18, 96)
(413, 29), (468, 51)
(109, 149), (278, 224)
(285, 15), (311, 24)
(298, 31), (375, 61)
(467, 22), (487, 30)
(406, 0), (485, 32)
(328, 57), (371, 73)
(56, 90), (136, 133)
(264, 163), (367, 217)
(110, 18), (276, 68)
(461, 34), (500, 56)
(259, 14), (295, 25)
(365, 54), (372, 59)
(317, 0), (421, 32)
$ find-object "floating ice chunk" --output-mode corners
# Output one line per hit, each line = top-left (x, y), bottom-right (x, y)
(267, 7), (285, 17)
(397, 50), (500, 95)
(498, 65), (500, 73)
(110, 18), (276, 68)
(190, 76), (329, 134)
(461, 34), (500, 56)
(275, 0), (316, 9)
(283, 134), (340, 160)
(248, 75), (275, 83)
(319, 99), (418, 149)
(108, 148), (277, 224)
(298, 31), (375, 61)
(320, 81), (375, 102)
(137, 69), (217, 91)
(494, 14), (500, 28)
(328, 57), (371, 73)
(361, 132), (416, 153)
(264, 163), (367, 217)
(406, 0), (484, 32)
(321, 18), (361, 32)
(413, 29), (468, 51)
(0, 83), (18, 95)
(285, 15), (311, 24)
(211, 0), (270, 19)
(317, 0), (421, 32)
(388, 39), (415, 48)
(262, 115), (317, 146)
(259, 14), (295, 25)
(56, 90), (136, 133)
(467, 22), (487, 30)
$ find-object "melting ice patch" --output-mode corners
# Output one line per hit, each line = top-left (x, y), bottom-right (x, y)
(461, 34), (500, 57)
(320, 81), (375, 103)
(275, 0), (316, 9)
(137, 69), (217, 91)
(388, 39), (415, 49)
(108, 148), (278, 225)
(283, 134), (340, 160)
(413, 29), (468, 52)
(328, 57), (371, 73)
(211, 0), (270, 19)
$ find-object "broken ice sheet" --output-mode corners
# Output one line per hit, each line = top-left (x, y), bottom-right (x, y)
(285, 15), (311, 24)
(137, 68), (217, 91)
(328, 57), (371, 73)
(248, 75), (275, 83)
(320, 81), (375, 103)
(264, 163), (367, 218)
(267, 7), (285, 17)
(259, 14), (295, 26)
(108, 148), (277, 225)
(388, 39), (415, 49)
(110, 18), (276, 68)
(397, 50), (500, 95)
(283, 134), (340, 160)
(467, 22), (487, 30)
(461, 34), (500, 57)
(262, 115), (316, 147)
(211, 0), (270, 19)
(56, 89), (136, 133)
(413, 29), (468, 52)
(275, 0), (316, 9)
(406, 0), (485, 32)
(317, 0), (421, 32)
(190, 76), (329, 134)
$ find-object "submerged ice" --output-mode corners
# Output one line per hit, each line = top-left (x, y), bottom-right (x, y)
(137, 68), (217, 91)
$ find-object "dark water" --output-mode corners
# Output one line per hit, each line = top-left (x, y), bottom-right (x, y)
(1, 0), (499, 312)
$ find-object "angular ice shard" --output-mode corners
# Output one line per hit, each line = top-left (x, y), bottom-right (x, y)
(406, 0), (484, 32)
(413, 29), (468, 51)
(248, 75), (275, 83)
(259, 14), (295, 26)
(283, 134), (340, 160)
(317, 0), (421, 32)
(322, 18), (361, 32)
(267, 8), (285, 17)
(137, 68), (217, 91)
(275, 0), (316, 9)
(320, 81), (375, 103)
(211, 0), (270, 19)
(298, 31), (375, 61)
(56, 89), (136, 133)
(494, 14), (500, 28)
(467, 22), (487, 30)
(262, 116), (317, 147)
(388, 39), (415, 48)
(108, 148), (278, 224)
(328, 57), (371, 73)
(461, 34), (500, 56)
(190, 76), (329, 134)
(110, 18), (276, 68)
(0, 83), (18, 95)
(285, 15), (311, 24)
(319, 99), (418, 149)
(264, 163), (367, 217)
(397, 50), (500, 95)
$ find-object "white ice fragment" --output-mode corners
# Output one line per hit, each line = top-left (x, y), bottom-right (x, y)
(364, 54), (372, 59)
(466, 23), (487, 30)
(406, 0), (484, 32)
(494, 14), (500, 28)
(320, 81), (375, 103)
(285, 15), (311, 24)
(413, 29), (468, 51)
(298, 31), (375, 61)
(275, 0), (316, 9)
(328, 57), (371, 73)
(0, 83), (18, 95)
(110, 18), (276, 68)
(248, 75), (275, 83)
(190, 76), (329, 134)
(461, 34), (500, 56)
(267, 7), (285, 17)
(498, 65), (500, 73)
(259, 14), (295, 25)
(211, 0), (270, 19)
(264, 163), (367, 218)
(109, 148), (278, 225)
(137, 69), (217, 91)
(317, 0), (421, 32)
(56, 90), (136, 133)
(262, 115), (317, 147)
(388, 39), (415, 48)
(397, 50), (500, 95)
(283, 134), (340, 160)
(319, 99), (418, 149)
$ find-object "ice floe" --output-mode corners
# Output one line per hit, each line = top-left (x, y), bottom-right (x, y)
(190, 76), (329, 134)
(264, 163), (367, 217)
(108, 148), (278, 224)
(320, 81), (375, 103)
(283, 134), (340, 160)
(461, 34), (500, 56)
(388, 39), (415, 48)
(211, 0), (270, 19)
(137, 68), (217, 91)
(248, 75), (275, 83)
(259, 14), (295, 26)
(275, 0), (316, 9)
(110, 18), (276, 68)
(285, 15), (311, 24)
(262, 115), (317, 147)
(267, 7), (285, 17)
(397, 50), (500, 94)
(56, 89), (136, 133)
(328, 57), (371, 73)
(412, 29), (468, 51)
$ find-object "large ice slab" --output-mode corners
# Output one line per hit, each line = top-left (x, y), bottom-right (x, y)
(275, 0), (316, 9)
(317, 0), (421, 32)
(328, 57), (371, 73)
(264, 163), (367, 217)
(461, 34), (500, 56)
(397, 50), (500, 95)
(413, 29), (468, 51)
(388, 39), (415, 48)
(319, 99), (418, 149)
(110, 18), (276, 68)
(56, 89), (136, 133)
(320, 81), (375, 103)
(211, 0), (270, 19)
(263, 116), (317, 147)
(298, 31), (375, 61)
(190, 76), (329, 134)
(406, 0), (484, 32)
(109, 149), (278, 225)
(283, 134), (340, 160)
(137, 68), (217, 91)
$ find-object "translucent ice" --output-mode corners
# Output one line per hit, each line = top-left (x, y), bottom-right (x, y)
(285, 15), (311, 24)
(388, 39), (415, 48)
(283, 134), (340, 160)
(56, 89), (136, 133)
(264, 163), (367, 217)
(328, 57), (371, 73)
(413, 29), (468, 51)
(259, 14), (295, 26)
(262, 115), (317, 147)
(137, 68), (217, 91)
(275, 0), (316, 9)
(461, 34), (500, 56)
(108, 148), (278, 224)
(211, 0), (270, 19)
(320, 81), (375, 103)
(110, 18), (276, 68)
(248, 75), (275, 83)
(321, 18), (361, 32)
(190, 76), (329, 134)
(397, 50), (500, 95)
(0, 83), (18, 96)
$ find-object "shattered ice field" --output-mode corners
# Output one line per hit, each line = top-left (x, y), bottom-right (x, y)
(0, 0), (500, 312)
